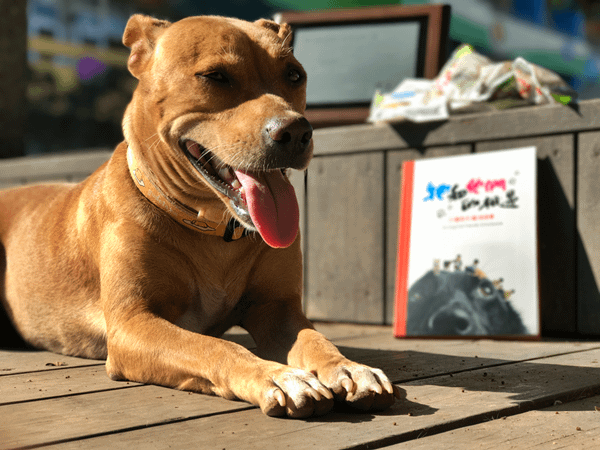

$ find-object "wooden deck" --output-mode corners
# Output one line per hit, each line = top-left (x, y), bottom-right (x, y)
(2, 323), (600, 449)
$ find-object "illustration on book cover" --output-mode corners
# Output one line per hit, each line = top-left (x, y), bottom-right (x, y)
(395, 147), (539, 338)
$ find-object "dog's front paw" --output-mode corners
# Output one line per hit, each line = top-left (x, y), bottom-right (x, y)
(260, 367), (334, 418)
(319, 361), (401, 411)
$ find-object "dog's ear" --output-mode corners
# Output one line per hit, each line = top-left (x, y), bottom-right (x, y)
(255, 19), (293, 47)
(123, 14), (171, 78)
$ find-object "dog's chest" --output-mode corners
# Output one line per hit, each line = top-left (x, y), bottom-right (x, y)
(175, 285), (242, 336)
(172, 241), (262, 336)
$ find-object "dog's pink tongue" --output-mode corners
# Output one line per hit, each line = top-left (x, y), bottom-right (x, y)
(234, 169), (299, 248)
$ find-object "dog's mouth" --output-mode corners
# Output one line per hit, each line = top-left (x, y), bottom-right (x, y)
(180, 139), (248, 217)
(180, 139), (299, 248)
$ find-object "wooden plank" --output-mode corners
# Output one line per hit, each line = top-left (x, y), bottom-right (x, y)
(334, 331), (600, 358)
(313, 322), (393, 341)
(42, 347), (600, 450)
(0, 365), (141, 406)
(0, 181), (22, 190)
(288, 168), (307, 309)
(222, 326), (257, 348)
(387, 394), (600, 449)
(313, 101), (599, 156)
(576, 132), (600, 335)
(0, 350), (102, 376)
(288, 169), (305, 236)
(305, 153), (385, 323)
(0, 150), (111, 182)
(385, 145), (471, 324)
(476, 135), (577, 335)
(337, 338), (600, 384)
(0, 178), (75, 190)
(0, 384), (253, 450)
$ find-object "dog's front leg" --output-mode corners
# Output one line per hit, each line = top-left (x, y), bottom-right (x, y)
(104, 308), (335, 418)
(244, 302), (401, 412)
(98, 233), (340, 418)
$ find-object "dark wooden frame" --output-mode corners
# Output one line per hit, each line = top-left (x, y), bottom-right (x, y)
(276, 4), (451, 128)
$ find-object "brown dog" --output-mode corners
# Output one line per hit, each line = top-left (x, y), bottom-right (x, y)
(0, 15), (400, 417)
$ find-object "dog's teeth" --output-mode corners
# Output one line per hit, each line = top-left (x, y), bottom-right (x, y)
(218, 167), (234, 182)
(231, 179), (241, 190)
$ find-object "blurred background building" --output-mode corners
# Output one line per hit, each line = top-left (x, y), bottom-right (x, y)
(17, 0), (600, 156)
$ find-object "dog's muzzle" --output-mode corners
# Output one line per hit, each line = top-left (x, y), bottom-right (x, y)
(180, 116), (313, 249)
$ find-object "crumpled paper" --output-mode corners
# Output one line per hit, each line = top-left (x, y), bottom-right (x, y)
(368, 44), (577, 123)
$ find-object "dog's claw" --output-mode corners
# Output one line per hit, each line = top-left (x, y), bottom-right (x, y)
(318, 362), (398, 411)
(317, 385), (334, 400)
(274, 388), (286, 407)
(306, 386), (322, 401)
(262, 367), (334, 418)
(382, 380), (395, 396)
(369, 383), (383, 395)
(341, 377), (355, 394)
(380, 379), (391, 394)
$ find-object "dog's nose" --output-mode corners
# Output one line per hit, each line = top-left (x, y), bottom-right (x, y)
(265, 117), (313, 153)
(430, 310), (472, 335)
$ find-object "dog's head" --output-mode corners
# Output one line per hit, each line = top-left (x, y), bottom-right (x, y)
(122, 15), (312, 248)
(406, 266), (527, 336)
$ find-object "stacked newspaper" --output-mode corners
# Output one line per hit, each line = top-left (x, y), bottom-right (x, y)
(368, 44), (576, 123)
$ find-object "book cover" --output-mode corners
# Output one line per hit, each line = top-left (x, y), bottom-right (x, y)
(394, 147), (539, 338)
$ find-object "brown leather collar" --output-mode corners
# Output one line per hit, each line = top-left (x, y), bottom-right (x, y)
(126, 146), (248, 241)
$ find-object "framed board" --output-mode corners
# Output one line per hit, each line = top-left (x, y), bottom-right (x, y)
(275, 4), (451, 127)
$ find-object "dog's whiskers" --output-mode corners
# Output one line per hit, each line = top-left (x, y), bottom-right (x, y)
(146, 139), (162, 154)
(142, 133), (159, 144)
(186, 139), (283, 179)
(222, 143), (253, 171)
(279, 31), (293, 56)
(219, 209), (232, 227)
(143, 134), (161, 153)
(197, 143), (246, 170)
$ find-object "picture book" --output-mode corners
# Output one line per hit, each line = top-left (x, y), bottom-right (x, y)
(394, 147), (539, 338)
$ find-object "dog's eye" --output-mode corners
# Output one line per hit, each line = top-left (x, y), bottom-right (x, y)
(287, 68), (303, 83)
(202, 72), (229, 84)
(478, 280), (495, 297)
